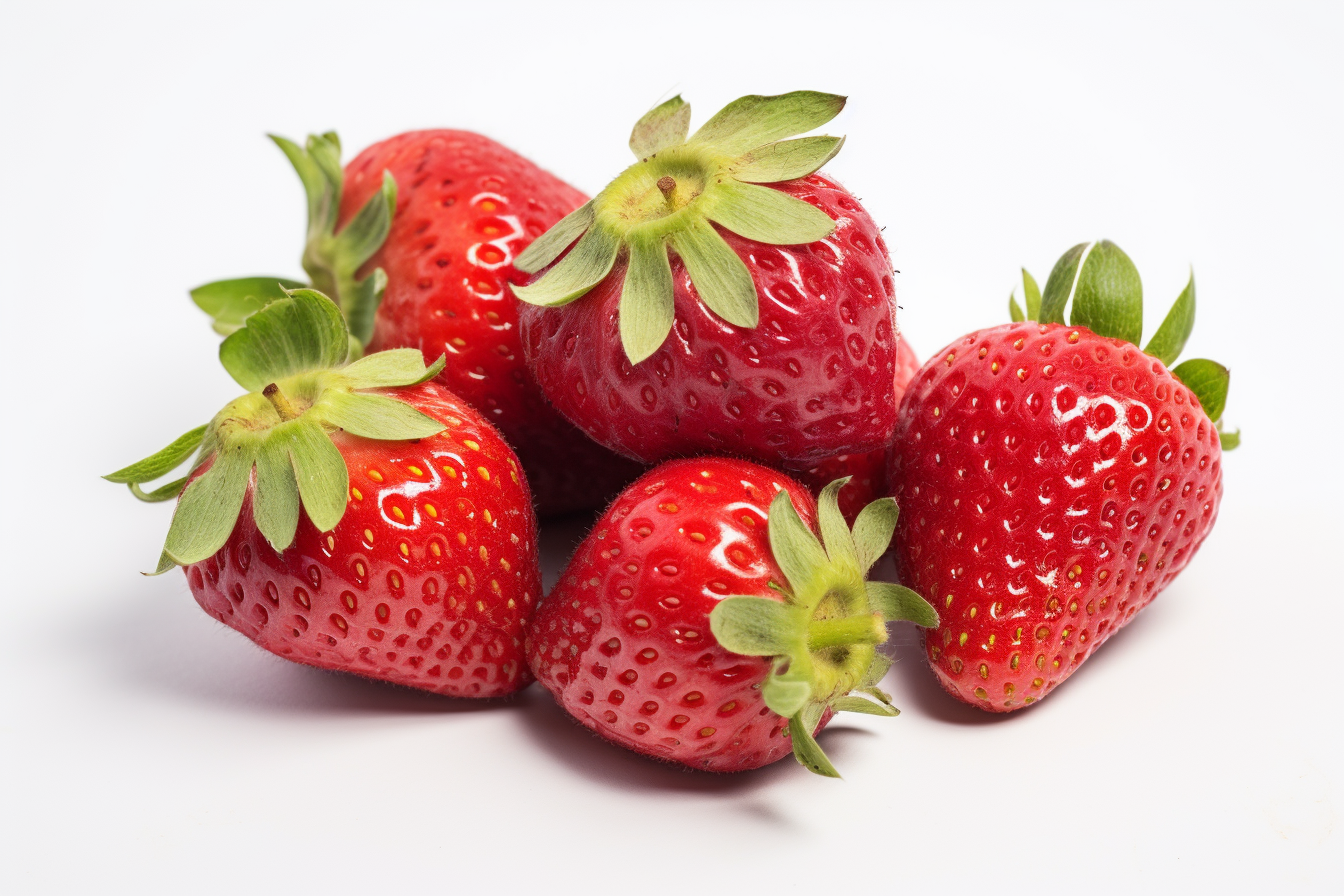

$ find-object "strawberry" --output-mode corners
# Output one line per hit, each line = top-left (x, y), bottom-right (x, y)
(513, 92), (900, 468)
(888, 244), (1237, 711)
(792, 335), (920, 522)
(190, 130), (643, 517)
(527, 457), (937, 776)
(106, 289), (541, 697)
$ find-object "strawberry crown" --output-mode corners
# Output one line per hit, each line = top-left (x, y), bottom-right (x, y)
(513, 91), (848, 364)
(707, 480), (938, 778)
(105, 288), (446, 574)
(189, 132), (396, 349)
(1010, 240), (1238, 450)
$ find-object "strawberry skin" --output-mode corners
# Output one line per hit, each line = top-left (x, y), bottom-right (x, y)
(520, 174), (899, 467)
(888, 322), (1224, 710)
(338, 130), (644, 516)
(528, 459), (822, 771)
(188, 382), (541, 697)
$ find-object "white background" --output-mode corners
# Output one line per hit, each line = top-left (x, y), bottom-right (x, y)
(2, 1), (1340, 892)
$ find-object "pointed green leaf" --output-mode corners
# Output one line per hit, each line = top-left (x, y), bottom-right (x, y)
(512, 223), (620, 307)
(129, 477), (187, 503)
(1172, 358), (1230, 423)
(163, 444), (255, 566)
(708, 181), (835, 245)
(332, 171), (396, 272)
(190, 277), (307, 336)
(832, 695), (899, 717)
(629, 95), (692, 159)
(669, 218), (758, 328)
(788, 713), (840, 778)
(733, 135), (844, 183)
(285, 418), (349, 533)
(515, 201), (595, 275)
(860, 654), (894, 689)
(219, 289), (350, 391)
(340, 348), (444, 389)
(766, 488), (829, 596)
(709, 596), (801, 657)
(1069, 240), (1143, 345)
(1219, 427), (1240, 451)
(866, 581), (939, 627)
(619, 236), (676, 364)
(1145, 270), (1196, 366)
(318, 391), (446, 441)
(815, 478), (858, 571)
(1039, 241), (1091, 325)
(1009, 293), (1025, 322)
(145, 551), (177, 576)
(691, 91), (846, 157)
(104, 424), (208, 484)
(1022, 268), (1041, 321)
(346, 266), (387, 349)
(763, 673), (812, 718)
(851, 496), (898, 573)
(270, 134), (332, 234)
(253, 436), (301, 552)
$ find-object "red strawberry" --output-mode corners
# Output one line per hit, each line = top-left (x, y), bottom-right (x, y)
(527, 457), (937, 775)
(513, 92), (900, 468)
(107, 289), (541, 697)
(888, 244), (1236, 711)
(792, 335), (920, 522)
(191, 130), (643, 517)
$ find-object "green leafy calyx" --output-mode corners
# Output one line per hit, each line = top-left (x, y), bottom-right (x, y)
(514, 92), (846, 364)
(1013, 241), (1236, 449)
(105, 289), (446, 573)
(708, 480), (938, 778)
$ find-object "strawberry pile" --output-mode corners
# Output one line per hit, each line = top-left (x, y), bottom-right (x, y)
(108, 92), (1235, 777)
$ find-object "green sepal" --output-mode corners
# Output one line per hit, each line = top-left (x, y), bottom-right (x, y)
(833, 694), (899, 717)
(317, 391), (446, 440)
(708, 180), (835, 246)
(512, 224), (620, 307)
(1145, 270), (1196, 366)
(130, 478), (187, 503)
(629, 95), (692, 159)
(163, 443), (256, 566)
(145, 551), (177, 577)
(866, 581), (939, 628)
(1009, 293), (1024, 322)
(1172, 358), (1230, 423)
(733, 135), (844, 183)
(104, 424), (207, 484)
(191, 277), (307, 335)
(764, 662), (813, 717)
(788, 710), (839, 778)
(1010, 268), (1041, 322)
(253, 436), (301, 552)
(766, 488), (830, 598)
(860, 653), (894, 689)
(1219, 426), (1240, 451)
(669, 218), (758, 328)
(514, 201), (594, 275)
(219, 289), (349, 391)
(709, 596), (801, 656)
(619, 236), (676, 364)
(1039, 242), (1089, 325)
(286, 418), (349, 534)
(815, 478), (859, 572)
(340, 349), (446, 389)
(851, 496), (898, 573)
(1068, 240), (1143, 345)
(690, 91), (846, 156)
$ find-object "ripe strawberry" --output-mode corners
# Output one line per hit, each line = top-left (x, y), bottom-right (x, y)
(190, 130), (643, 517)
(513, 92), (900, 468)
(792, 335), (920, 522)
(888, 244), (1237, 711)
(107, 289), (541, 697)
(527, 457), (937, 775)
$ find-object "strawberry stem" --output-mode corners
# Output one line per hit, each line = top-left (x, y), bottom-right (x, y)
(807, 614), (887, 652)
(262, 383), (300, 421)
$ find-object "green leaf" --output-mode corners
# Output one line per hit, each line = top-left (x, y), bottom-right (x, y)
(766, 488), (829, 597)
(345, 266), (387, 349)
(317, 391), (446, 441)
(340, 348), (444, 389)
(859, 653), (894, 689)
(163, 444), (256, 566)
(1219, 427), (1241, 450)
(788, 713), (840, 778)
(763, 670), (812, 718)
(1145, 270), (1196, 366)
(332, 171), (396, 271)
(1039, 241), (1091, 325)
(286, 418), (349, 533)
(1009, 293), (1025, 322)
(851, 497), (898, 573)
(833, 695), (899, 717)
(104, 424), (207, 484)
(1068, 240), (1143, 345)
(669, 218), (758, 328)
(129, 478), (187, 503)
(709, 596), (801, 657)
(629, 95), (692, 159)
(253, 436), (301, 552)
(511, 222), (620, 307)
(815, 478), (858, 571)
(618, 236), (676, 364)
(866, 582), (939, 627)
(1022, 268), (1041, 321)
(515, 201), (595, 275)
(733, 135), (844, 183)
(691, 91), (846, 157)
(190, 277), (307, 335)
(145, 551), (177, 577)
(708, 181), (835, 245)
(219, 289), (350, 391)
(270, 134), (335, 236)
(1172, 358), (1230, 423)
